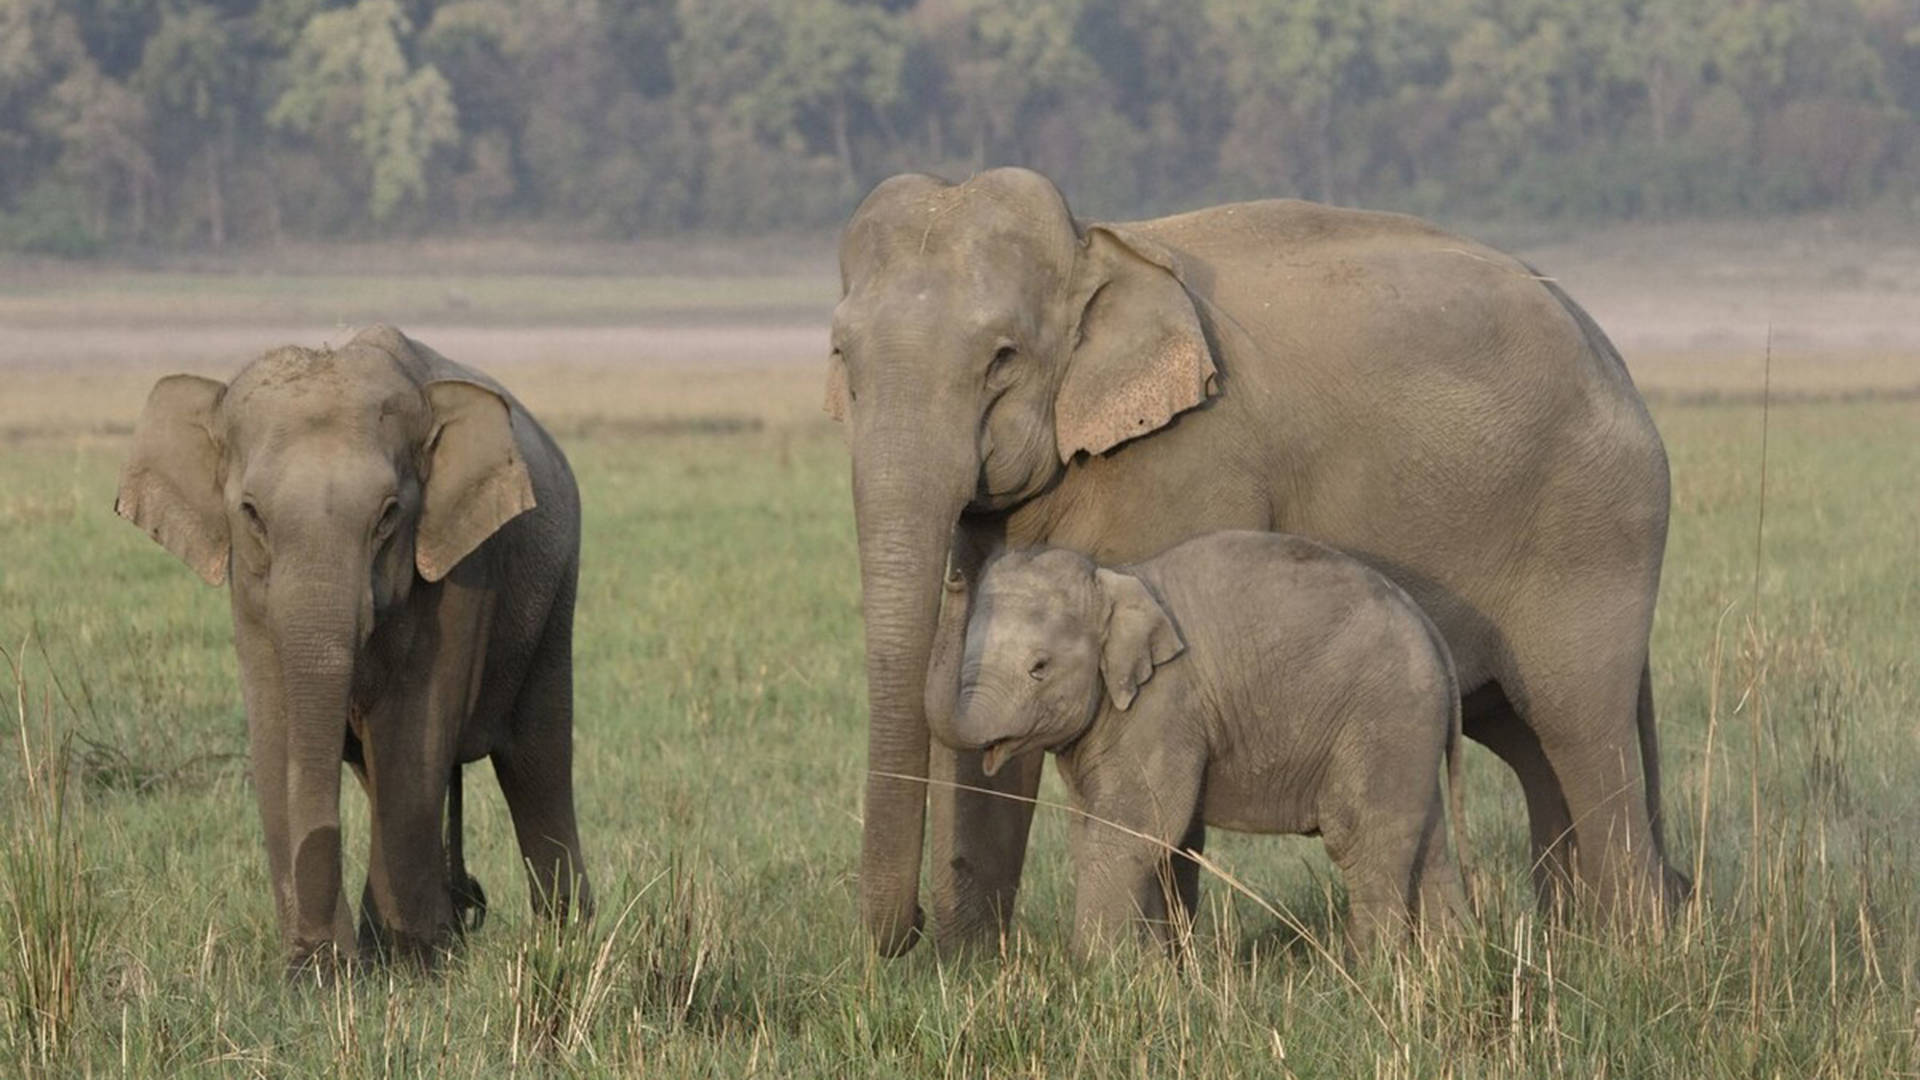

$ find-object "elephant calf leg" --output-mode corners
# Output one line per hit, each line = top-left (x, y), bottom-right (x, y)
(1069, 824), (1173, 960)
(361, 785), (457, 964)
(1413, 814), (1470, 937)
(493, 744), (591, 923)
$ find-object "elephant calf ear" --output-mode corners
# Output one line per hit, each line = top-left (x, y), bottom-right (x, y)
(417, 379), (536, 583)
(116, 374), (230, 586)
(1095, 568), (1185, 711)
(1054, 226), (1217, 463)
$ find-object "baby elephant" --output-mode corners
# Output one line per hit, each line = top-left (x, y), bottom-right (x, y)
(938, 531), (1467, 955)
(117, 325), (589, 973)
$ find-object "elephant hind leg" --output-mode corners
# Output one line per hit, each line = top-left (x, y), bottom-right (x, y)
(494, 605), (592, 924)
(1324, 818), (1417, 957)
(1463, 683), (1577, 916)
(1411, 801), (1469, 936)
(1322, 715), (1451, 955)
(1495, 615), (1669, 927)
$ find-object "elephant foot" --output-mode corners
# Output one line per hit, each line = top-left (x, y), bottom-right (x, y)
(356, 910), (458, 969)
(931, 895), (1013, 960)
(1662, 863), (1695, 909)
(284, 940), (354, 986)
(871, 905), (926, 959)
(450, 871), (488, 936)
(1559, 852), (1685, 937)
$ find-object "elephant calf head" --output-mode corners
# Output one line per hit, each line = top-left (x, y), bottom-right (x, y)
(115, 324), (534, 970)
(948, 548), (1185, 777)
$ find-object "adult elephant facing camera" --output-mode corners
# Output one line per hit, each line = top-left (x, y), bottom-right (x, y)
(117, 325), (590, 973)
(831, 167), (1683, 957)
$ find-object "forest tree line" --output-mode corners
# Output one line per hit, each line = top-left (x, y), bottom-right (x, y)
(2, 0), (1917, 253)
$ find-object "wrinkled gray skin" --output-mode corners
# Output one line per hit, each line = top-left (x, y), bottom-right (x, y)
(116, 325), (590, 973)
(829, 167), (1679, 957)
(942, 534), (1468, 956)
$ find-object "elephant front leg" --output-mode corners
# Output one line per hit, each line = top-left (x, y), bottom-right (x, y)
(1067, 806), (1190, 959)
(929, 745), (1045, 953)
(356, 713), (458, 964)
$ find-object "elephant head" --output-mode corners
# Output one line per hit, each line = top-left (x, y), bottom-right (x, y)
(115, 324), (532, 968)
(827, 168), (1215, 954)
(949, 549), (1185, 777)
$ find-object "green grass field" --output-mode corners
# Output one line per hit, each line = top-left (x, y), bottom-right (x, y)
(1, 294), (1917, 1075)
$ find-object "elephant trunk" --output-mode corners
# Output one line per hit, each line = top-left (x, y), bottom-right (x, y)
(946, 663), (999, 750)
(948, 669), (1030, 777)
(270, 575), (364, 967)
(850, 410), (977, 957)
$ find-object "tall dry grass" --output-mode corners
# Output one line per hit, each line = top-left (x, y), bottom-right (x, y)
(0, 640), (102, 1071)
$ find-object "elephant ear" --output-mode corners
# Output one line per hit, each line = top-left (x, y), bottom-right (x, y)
(1055, 226), (1217, 463)
(116, 374), (230, 586)
(417, 379), (536, 583)
(1095, 568), (1184, 711)
(823, 351), (850, 422)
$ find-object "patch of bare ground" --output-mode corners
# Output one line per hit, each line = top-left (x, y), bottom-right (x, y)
(1513, 213), (1920, 386)
(0, 324), (833, 443)
(3, 215), (1915, 440)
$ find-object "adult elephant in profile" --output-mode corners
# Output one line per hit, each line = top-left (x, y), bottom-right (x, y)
(829, 167), (1684, 957)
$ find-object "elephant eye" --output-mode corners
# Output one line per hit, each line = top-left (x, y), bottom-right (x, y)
(373, 497), (401, 540)
(987, 344), (1019, 391)
(239, 498), (267, 539)
(1028, 655), (1050, 680)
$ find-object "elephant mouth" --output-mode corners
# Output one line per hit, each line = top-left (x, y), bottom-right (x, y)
(980, 737), (1031, 778)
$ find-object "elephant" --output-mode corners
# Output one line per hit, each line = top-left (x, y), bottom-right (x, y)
(116, 324), (590, 972)
(939, 533), (1469, 956)
(827, 167), (1681, 958)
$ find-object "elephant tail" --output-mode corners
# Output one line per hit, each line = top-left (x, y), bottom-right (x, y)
(1417, 603), (1471, 911)
(1444, 675), (1470, 907)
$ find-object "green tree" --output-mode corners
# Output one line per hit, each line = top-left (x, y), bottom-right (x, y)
(951, 0), (1098, 167)
(0, 0), (89, 202)
(35, 61), (154, 238)
(675, 0), (905, 193)
(4, 0), (1920, 246)
(1208, 0), (1384, 202)
(1073, 0), (1227, 204)
(134, 3), (242, 245)
(765, 0), (907, 190)
(269, 0), (459, 222)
